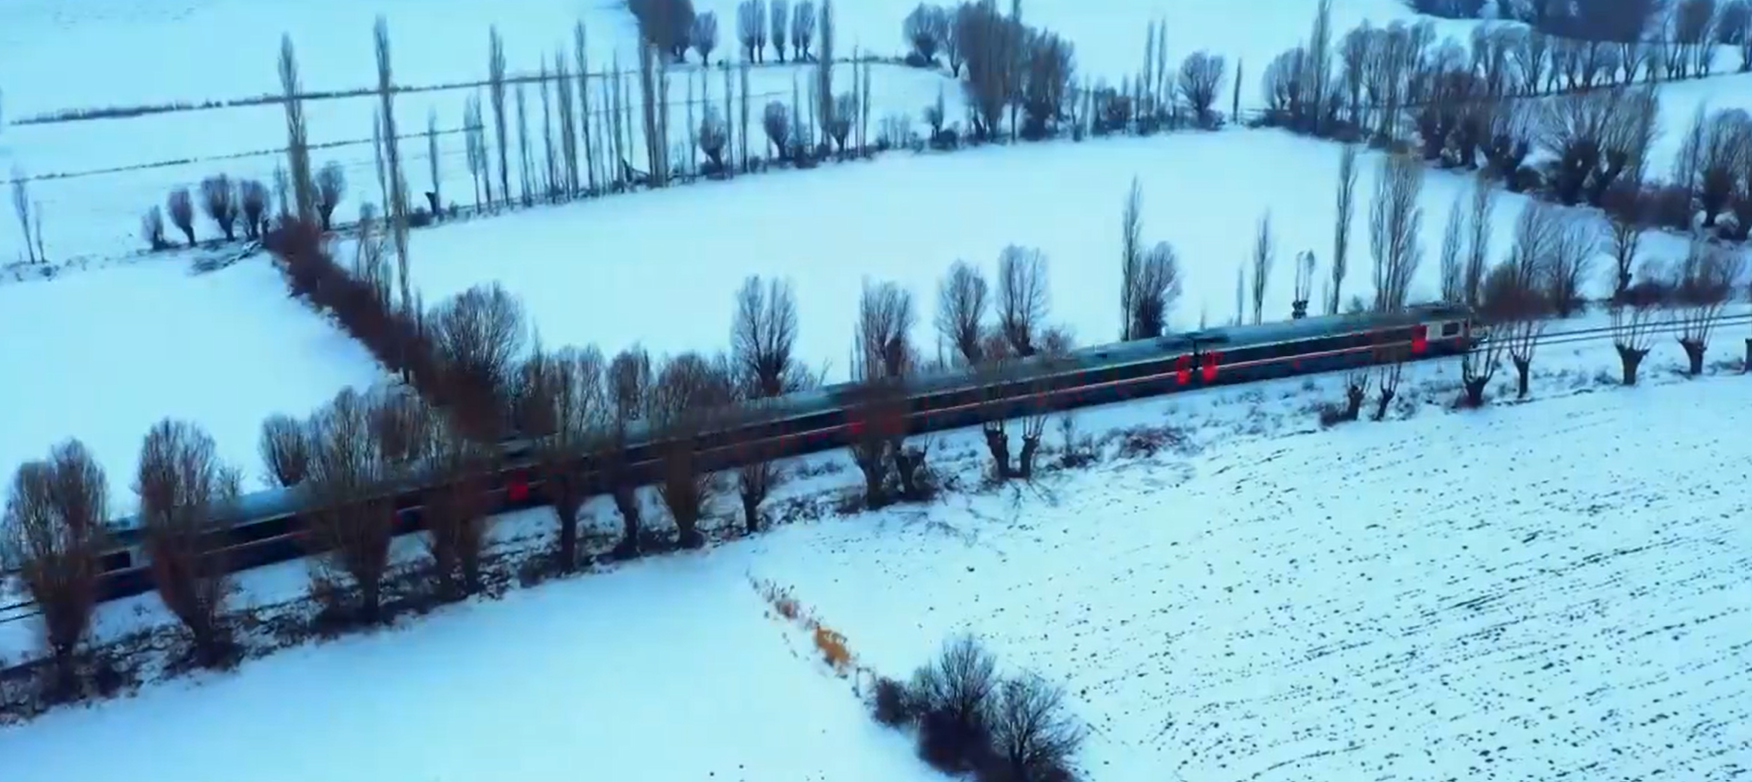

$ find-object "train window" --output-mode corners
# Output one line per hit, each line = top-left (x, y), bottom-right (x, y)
(1441, 321), (1460, 337)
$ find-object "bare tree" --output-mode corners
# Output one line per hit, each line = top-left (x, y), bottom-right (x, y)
(959, 0), (1014, 139)
(763, 100), (793, 159)
(996, 245), (1049, 356)
(280, 34), (317, 224)
(1672, 241), (1745, 374)
(166, 187), (197, 246)
(936, 261), (990, 365)
(770, 0), (791, 61)
(1536, 86), (1661, 207)
(1494, 206), (1557, 399)
(737, 0), (768, 61)
(988, 673), (1086, 782)
(1329, 143), (1359, 315)
(1463, 174), (1495, 307)
(1291, 250), (1316, 319)
(134, 419), (242, 668)
(421, 413), (494, 600)
(602, 347), (654, 555)
(141, 205), (169, 251)
(1369, 153), (1425, 312)
(692, 11), (721, 64)
(1459, 280), (1505, 408)
(905, 3), (949, 64)
(1250, 212), (1276, 324)
(1611, 265), (1670, 384)
(238, 179), (269, 240)
(315, 162), (346, 231)
(259, 414), (312, 488)
(1676, 107), (1752, 226)
(848, 281), (917, 507)
(1440, 192), (1466, 303)
(731, 276), (803, 395)
(1178, 51), (1226, 126)
(1543, 211), (1602, 317)
(1604, 183), (1649, 302)
(792, 0), (818, 60)
(195, 174), (236, 242)
(1131, 242), (1184, 336)
(650, 353), (732, 547)
(911, 633), (1000, 770)
(2, 440), (107, 698)
(1120, 177), (1144, 339)
(302, 389), (396, 624)
(429, 284), (529, 438)
(488, 26), (511, 205)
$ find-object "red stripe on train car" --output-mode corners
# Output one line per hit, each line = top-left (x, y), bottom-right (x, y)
(1411, 324), (1427, 353)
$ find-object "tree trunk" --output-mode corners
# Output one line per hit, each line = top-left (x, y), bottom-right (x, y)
(1463, 377), (1489, 407)
(1372, 388), (1395, 421)
(1679, 338), (1705, 376)
(612, 485), (641, 557)
(1616, 344), (1647, 385)
(982, 426), (1012, 479)
(1343, 384), (1366, 420)
(1743, 337), (1751, 372)
(1512, 357), (1531, 399)
(555, 501), (580, 571)
(741, 490), (761, 534)
(1017, 435), (1042, 478)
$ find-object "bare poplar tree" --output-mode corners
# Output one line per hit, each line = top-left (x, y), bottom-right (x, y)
(426, 109), (443, 213)
(540, 63), (558, 199)
(1120, 177), (1143, 339)
(816, 0), (836, 135)
(997, 245), (1049, 356)
(1251, 211), (1276, 324)
(771, 0), (791, 61)
(10, 167), (37, 263)
(1440, 192), (1466, 303)
(516, 82), (534, 204)
(575, 22), (597, 194)
(280, 35), (317, 224)
(1329, 143), (1358, 314)
(1368, 153), (1425, 312)
(1463, 174), (1495, 307)
(374, 16), (412, 312)
(489, 26), (511, 205)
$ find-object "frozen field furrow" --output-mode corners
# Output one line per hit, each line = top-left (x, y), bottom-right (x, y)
(746, 379), (1752, 781)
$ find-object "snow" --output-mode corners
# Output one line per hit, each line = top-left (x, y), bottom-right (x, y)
(0, 255), (384, 515)
(3, 331), (1751, 781)
(403, 128), (1699, 380)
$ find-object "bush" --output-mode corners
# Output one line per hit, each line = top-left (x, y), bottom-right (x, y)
(911, 634), (1000, 774)
(872, 675), (916, 726)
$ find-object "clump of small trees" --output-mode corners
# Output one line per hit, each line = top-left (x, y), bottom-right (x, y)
(871, 634), (1086, 781)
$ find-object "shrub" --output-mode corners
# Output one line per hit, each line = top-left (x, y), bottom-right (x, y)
(872, 675), (916, 726)
(911, 633), (1000, 774)
(988, 673), (1085, 782)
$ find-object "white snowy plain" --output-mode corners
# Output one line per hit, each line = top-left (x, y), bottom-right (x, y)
(1, 333), (1749, 782)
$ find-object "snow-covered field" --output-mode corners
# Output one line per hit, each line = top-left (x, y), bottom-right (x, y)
(0, 254), (383, 515)
(403, 128), (1699, 379)
(0, 0), (1473, 264)
(3, 331), (1748, 782)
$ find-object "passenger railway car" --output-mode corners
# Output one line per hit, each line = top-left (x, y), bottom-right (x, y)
(77, 303), (1473, 602)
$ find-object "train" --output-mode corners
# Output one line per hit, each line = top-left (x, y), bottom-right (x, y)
(73, 303), (1476, 603)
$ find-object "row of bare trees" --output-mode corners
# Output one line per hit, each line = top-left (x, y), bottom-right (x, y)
(1415, 0), (1752, 77)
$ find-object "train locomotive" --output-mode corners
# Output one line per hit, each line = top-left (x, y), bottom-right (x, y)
(78, 303), (1474, 603)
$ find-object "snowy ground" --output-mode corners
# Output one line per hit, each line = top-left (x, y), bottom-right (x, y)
(0, 252), (384, 515)
(0, 0), (1450, 118)
(402, 127), (1704, 380)
(2, 312), (1749, 781)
